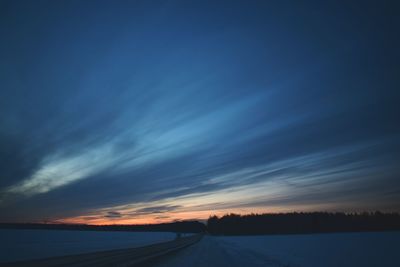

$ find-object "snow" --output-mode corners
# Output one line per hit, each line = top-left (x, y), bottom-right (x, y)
(155, 232), (400, 267)
(0, 229), (175, 263)
(2, 230), (399, 266)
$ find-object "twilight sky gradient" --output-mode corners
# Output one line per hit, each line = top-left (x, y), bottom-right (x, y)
(0, 0), (399, 224)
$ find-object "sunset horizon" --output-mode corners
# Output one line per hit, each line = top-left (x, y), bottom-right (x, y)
(1, 1), (399, 266)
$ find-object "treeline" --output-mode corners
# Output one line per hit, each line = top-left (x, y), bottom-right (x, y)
(207, 212), (400, 235)
(3, 212), (400, 235)
(0, 220), (206, 233)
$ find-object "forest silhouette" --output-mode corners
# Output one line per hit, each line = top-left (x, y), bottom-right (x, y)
(2, 212), (400, 235)
(207, 212), (400, 235)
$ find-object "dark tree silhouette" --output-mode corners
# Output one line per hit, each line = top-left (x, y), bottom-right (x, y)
(0, 221), (206, 233)
(207, 212), (400, 235)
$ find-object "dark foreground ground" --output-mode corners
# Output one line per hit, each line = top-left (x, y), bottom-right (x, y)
(2, 232), (399, 267)
(152, 232), (400, 267)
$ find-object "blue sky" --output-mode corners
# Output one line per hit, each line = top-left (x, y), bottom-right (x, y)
(0, 0), (399, 223)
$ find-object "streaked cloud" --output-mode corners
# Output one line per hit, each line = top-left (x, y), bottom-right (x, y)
(0, 1), (399, 223)
(58, 142), (400, 224)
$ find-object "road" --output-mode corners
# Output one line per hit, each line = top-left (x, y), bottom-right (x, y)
(152, 236), (285, 267)
(1, 234), (203, 267)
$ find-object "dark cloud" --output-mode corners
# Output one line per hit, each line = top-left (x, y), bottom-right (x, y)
(134, 205), (182, 215)
(104, 211), (123, 218)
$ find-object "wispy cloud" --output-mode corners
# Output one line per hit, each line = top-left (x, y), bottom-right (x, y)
(0, 1), (399, 223)
(57, 141), (399, 224)
(5, 145), (117, 196)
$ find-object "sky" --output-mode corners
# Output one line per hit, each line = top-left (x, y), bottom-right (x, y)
(0, 0), (399, 224)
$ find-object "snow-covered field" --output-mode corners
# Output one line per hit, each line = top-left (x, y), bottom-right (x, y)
(217, 232), (400, 267)
(2, 230), (399, 266)
(0, 229), (175, 263)
(155, 232), (400, 267)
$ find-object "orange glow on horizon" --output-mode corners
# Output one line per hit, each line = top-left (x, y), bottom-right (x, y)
(56, 206), (314, 225)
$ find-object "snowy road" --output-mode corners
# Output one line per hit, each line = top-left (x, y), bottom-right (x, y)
(153, 236), (286, 267)
(153, 232), (400, 267)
